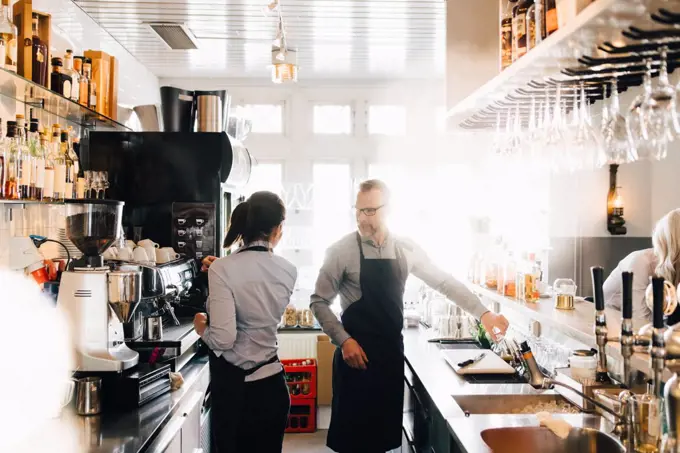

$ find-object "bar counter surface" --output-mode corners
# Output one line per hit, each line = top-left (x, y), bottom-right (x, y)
(31, 352), (210, 453)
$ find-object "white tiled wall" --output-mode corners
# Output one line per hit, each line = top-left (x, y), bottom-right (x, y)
(0, 204), (67, 270)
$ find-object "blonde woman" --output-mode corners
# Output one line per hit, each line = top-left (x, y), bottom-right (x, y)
(603, 209), (680, 323)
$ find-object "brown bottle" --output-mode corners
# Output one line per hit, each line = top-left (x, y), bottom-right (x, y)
(500, 0), (515, 70)
(512, 0), (533, 61)
(31, 14), (48, 86)
(545, 0), (558, 36)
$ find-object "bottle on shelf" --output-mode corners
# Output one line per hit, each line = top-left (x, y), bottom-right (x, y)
(0, 0), (17, 73)
(523, 253), (540, 303)
(83, 58), (96, 109)
(4, 120), (18, 199)
(534, 0), (545, 45)
(52, 127), (66, 202)
(78, 57), (91, 108)
(29, 119), (43, 200)
(503, 251), (517, 298)
(62, 131), (74, 199)
(512, 0), (533, 62)
(64, 50), (80, 103)
(500, 0), (515, 70)
(73, 56), (84, 105)
(31, 13), (48, 87)
(545, 0), (558, 36)
(516, 252), (527, 302)
(50, 57), (73, 99)
(42, 130), (54, 202)
(16, 115), (32, 199)
(526, 2), (537, 51)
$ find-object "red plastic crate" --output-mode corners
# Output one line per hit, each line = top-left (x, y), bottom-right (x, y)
(286, 398), (316, 433)
(282, 359), (317, 400)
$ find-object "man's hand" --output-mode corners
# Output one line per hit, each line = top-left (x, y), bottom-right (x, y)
(342, 338), (368, 370)
(201, 256), (217, 273)
(193, 313), (208, 336)
(480, 311), (510, 342)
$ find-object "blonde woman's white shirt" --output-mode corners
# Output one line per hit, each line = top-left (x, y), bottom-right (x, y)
(603, 248), (656, 324)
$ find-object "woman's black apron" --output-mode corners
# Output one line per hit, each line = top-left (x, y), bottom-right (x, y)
(327, 233), (408, 453)
(209, 245), (284, 453)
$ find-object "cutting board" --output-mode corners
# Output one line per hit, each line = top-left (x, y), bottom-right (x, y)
(441, 349), (516, 375)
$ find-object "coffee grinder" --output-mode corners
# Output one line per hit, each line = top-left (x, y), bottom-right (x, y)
(57, 200), (141, 372)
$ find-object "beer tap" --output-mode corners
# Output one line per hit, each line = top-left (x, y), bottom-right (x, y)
(592, 266), (611, 383)
(661, 319), (680, 453)
(620, 271), (635, 389)
(651, 277), (667, 399)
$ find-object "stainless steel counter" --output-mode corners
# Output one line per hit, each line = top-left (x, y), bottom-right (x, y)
(32, 353), (210, 453)
(402, 327), (618, 453)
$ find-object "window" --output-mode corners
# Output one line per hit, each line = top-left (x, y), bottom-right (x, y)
(368, 105), (406, 136)
(312, 163), (353, 266)
(237, 104), (284, 134)
(313, 105), (353, 135)
(244, 162), (283, 198)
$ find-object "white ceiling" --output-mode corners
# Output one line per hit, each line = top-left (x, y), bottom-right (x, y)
(72, 0), (446, 80)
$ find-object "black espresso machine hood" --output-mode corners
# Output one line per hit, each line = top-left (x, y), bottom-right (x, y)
(82, 132), (252, 260)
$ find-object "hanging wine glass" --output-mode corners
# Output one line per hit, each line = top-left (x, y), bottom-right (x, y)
(643, 46), (676, 161)
(574, 82), (601, 172)
(544, 85), (566, 172)
(603, 80), (637, 166)
(627, 58), (654, 160)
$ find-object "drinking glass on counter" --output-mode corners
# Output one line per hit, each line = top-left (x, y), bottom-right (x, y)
(631, 393), (663, 453)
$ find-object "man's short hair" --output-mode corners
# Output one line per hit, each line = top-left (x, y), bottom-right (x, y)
(359, 179), (390, 204)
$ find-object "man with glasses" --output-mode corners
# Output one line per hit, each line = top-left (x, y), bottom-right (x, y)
(311, 179), (509, 453)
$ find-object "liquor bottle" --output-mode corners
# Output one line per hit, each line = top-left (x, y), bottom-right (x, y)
(526, 2), (537, 51)
(0, 0), (17, 73)
(42, 131), (54, 202)
(64, 50), (80, 103)
(31, 14), (48, 87)
(82, 58), (95, 109)
(4, 120), (18, 199)
(512, 0), (533, 62)
(545, 0), (558, 36)
(503, 251), (517, 298)
(78, 57), (91, 108)
(500, 0), (515, 70)
(16, 115), (31, 199)
(73, 56), (85, 105)
(62, 131), (74, 199)
(535, 0), (545, 43)
(50, 57), (72, 99)
(52, 129), (66, 202)
(29, 119), (43, 200)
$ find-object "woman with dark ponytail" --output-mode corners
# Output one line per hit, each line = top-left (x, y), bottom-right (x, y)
(193, 191), (297, 453)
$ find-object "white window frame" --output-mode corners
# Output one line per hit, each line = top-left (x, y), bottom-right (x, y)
(366, 103), (407, 136)
(243, 160), (285, 199)
(233, 101), (286, 135)
(311, 102), (355, 136)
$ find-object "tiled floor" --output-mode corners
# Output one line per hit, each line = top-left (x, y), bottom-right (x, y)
(283, 430), (331, 453)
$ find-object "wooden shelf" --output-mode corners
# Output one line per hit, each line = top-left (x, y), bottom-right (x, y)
(446, 0), (661, 129)
(0, 66), (129, 131)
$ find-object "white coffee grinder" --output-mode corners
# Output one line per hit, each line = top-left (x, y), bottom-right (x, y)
(57, 200), (141, 372)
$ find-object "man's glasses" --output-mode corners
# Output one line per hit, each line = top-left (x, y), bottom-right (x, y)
(355, 205), (384, 217)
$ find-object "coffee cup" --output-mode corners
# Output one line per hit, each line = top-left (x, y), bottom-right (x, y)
(196, 240), (203, 248)
(103, 247), (118, 260)
(143, 245), (157, 264)
(196, 219), (205, 226)
(178, 241), (186, 249)
(156, 248), (180, 264)
(138, 239), (159, 249)
(133, 247), (149, 263)
(178, 230), (186, 237)
(196, 228), (203, 237)
(118, 247), (134, 261)
(125, 240), (136, 249)
(177, 218), (187, 226)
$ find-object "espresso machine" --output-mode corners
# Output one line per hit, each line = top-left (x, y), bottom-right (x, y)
(57, 199), (141, 372)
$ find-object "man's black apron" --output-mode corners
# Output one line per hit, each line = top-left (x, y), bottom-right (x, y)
(209, 245), (283, 453)
(328, 233), (408, 453)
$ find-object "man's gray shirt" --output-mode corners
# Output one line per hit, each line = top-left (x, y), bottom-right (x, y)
(310, 232), (489, 346)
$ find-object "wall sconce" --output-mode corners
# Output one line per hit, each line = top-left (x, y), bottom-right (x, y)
(607, 164), (627, 235)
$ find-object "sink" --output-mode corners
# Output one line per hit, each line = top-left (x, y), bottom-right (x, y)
(452, 394), (578, 415)
(480, 427), (625, 453)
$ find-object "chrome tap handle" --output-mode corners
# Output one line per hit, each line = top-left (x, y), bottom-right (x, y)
(621, 271), (635, 389)
(592, 266), (610, 383)
(652, 277), (667, 399)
